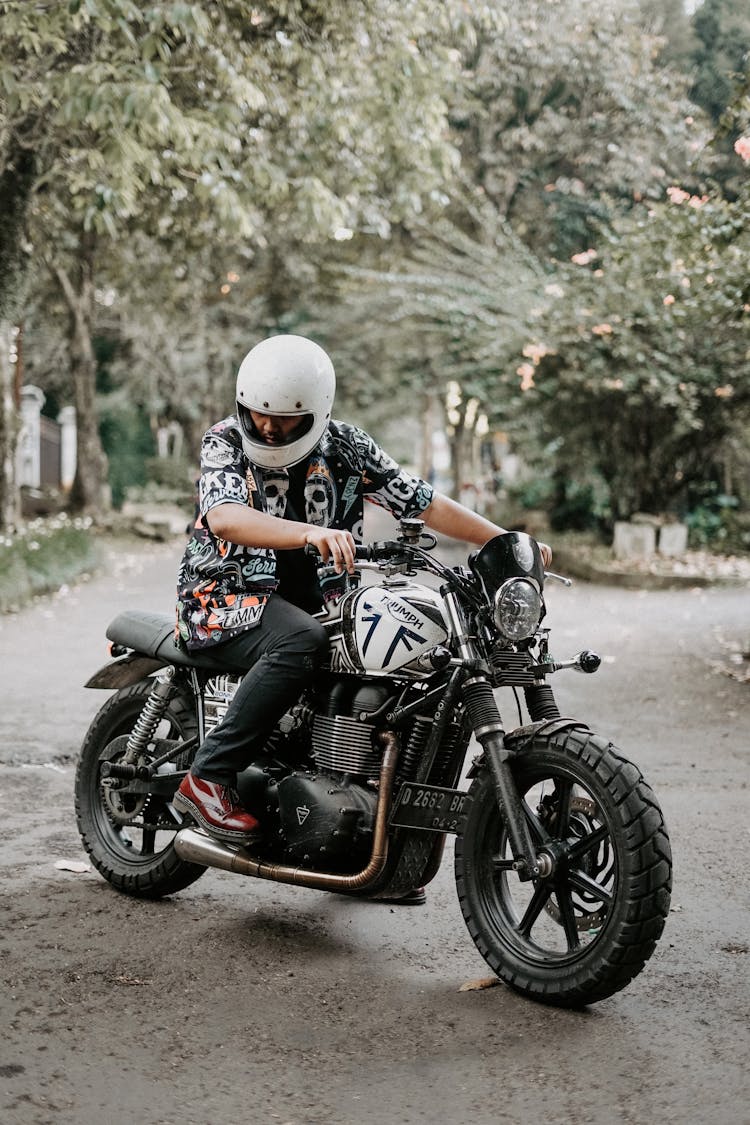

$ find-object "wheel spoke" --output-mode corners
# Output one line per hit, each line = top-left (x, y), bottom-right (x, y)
(522, 799), (552, 845)
(568, 868), (614, 907)
(553, 777), (575, 835)
(555, 884), (581, 951)
(517, 879), (556, 938)
(567, 822), (609, 864)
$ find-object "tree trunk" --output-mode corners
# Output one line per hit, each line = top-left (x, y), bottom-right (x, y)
(418, 385), (438, 483)
(52, 230), (110, 516)
(448, 412), (468, 501)
(0, 322), (20, 530)
(0, 130), (38, 532)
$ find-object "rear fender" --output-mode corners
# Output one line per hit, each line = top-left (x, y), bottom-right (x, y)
(85, 653), (165, 689)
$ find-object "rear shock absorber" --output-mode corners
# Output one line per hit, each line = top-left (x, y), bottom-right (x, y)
(124, 666), (177, 763)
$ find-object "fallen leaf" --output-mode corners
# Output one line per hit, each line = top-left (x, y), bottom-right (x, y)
(54, 859), (91, 874)
(459, 977), (500, 992)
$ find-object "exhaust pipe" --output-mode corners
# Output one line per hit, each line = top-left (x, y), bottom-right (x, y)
(174, 731), (399, 893)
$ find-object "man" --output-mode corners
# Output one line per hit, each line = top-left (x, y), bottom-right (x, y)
(173, 334), (551, 850)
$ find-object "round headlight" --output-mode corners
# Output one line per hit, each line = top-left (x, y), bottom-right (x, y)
(492, 578), (542, 641)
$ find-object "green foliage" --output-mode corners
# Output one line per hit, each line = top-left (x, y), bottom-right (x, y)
(1, 0), (469, 251)
(685, 488), (750, 551)
(0, 516), (99, 612)
(505, 469), (611, 534)
(514, 182), (750, 521)
(691, 0), (750, 124)
(99, 399), (154, 508)
(321, 201), (542, 417)
(1, 0), (480, 520)
(453, 0), (702, 258)
(689, 0), (750, 196)
(638, 0), (698, 70)
(143, 455), (195, 497)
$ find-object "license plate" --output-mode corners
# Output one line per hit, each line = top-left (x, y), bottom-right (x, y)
(389, 783), (468, 833)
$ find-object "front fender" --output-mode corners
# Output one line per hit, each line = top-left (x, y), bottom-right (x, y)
(85, 653), (165, 689)
(466, 716), (590, 776)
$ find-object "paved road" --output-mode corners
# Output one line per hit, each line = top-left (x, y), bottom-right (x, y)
(0, 529), (748, 1124)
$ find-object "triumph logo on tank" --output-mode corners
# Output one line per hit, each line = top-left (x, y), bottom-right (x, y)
(385, 599), (424, 628)
(296, 805), (310, 826)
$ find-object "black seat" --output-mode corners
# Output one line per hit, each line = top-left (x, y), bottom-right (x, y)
(105, 611), (249, 674)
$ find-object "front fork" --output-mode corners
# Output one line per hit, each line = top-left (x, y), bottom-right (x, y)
(443, 589), (541, 881)
(464, 677), (543, 880)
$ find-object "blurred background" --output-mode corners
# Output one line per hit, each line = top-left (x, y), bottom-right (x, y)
(1, 0), (748, 577)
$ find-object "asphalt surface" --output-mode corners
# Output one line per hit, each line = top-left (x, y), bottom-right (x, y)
(0, 525), (748, 1125)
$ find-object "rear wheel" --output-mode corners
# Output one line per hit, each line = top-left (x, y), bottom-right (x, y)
(75, 680), (206, 898)
(455, 728), (672, 1006)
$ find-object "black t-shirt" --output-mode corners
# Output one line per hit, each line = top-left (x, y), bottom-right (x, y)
(273, 462), (325, 613)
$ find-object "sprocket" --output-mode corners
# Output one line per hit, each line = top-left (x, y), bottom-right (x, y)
(99, 734), (150, 827)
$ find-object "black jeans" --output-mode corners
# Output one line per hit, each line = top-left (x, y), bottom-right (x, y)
(190, 594), (329, 785)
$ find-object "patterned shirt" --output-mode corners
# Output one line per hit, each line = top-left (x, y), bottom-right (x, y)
(176, 416), (434, 649)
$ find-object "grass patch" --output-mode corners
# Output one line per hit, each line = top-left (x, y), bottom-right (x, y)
(0, 516), (101, 613)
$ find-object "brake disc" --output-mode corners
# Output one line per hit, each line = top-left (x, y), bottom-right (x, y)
(543, 795), (611, 932)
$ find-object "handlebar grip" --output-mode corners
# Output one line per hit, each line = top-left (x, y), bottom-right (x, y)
(304, 543), (374, 562)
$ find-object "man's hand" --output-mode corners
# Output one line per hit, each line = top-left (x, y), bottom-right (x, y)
(304, 526), (357, 574)
(538, 541), (553, 568)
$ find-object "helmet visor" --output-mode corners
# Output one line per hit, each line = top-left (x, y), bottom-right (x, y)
(237, 403), (314, 449)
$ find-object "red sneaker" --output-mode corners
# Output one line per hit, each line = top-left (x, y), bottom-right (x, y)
(173, 772), (260, 842)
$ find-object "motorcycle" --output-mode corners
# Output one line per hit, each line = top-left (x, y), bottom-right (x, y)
(75, 518), (672, 1007)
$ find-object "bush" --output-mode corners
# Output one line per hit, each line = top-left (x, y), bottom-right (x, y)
(100, 404), (154, 509)
(0, 516), (100, 613)
(686, 494), (750, 553)
(505, 471), (611, 535)
(144, 456), (196, 498)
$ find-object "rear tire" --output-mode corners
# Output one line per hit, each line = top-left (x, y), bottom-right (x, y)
(455, 728), (672, 1006)
(75, 680), (206, 898)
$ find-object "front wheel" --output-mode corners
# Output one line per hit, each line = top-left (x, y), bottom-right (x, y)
(455, 728), (672, 1007)
(75, 679), (206, 898)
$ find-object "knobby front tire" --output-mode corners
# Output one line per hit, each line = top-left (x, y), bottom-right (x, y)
(455, 728), (672, 1007)
(75, 680), (206, 898)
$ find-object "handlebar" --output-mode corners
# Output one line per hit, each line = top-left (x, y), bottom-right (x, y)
(304, 540), (405, 566)
(544, 570), (573, 588)
(305, 535), (572, 594)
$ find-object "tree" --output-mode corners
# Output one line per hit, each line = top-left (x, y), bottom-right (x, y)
(638, 0), (698, 71)
(691, 0), (750, 123)
(311, 200), (543, 494)
(0, 0), (472, 524)
(690, 0), (750, 197)
(452, 0), (704, 260)
(514, 180), (750, 522)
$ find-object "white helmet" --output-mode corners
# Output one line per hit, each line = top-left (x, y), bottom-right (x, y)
(235, 334), (336, 468)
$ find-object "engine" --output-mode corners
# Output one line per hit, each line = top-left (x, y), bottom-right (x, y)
(202, 674), (391, 869)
